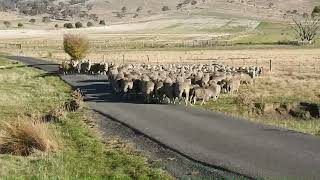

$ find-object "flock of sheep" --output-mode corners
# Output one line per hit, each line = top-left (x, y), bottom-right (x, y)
(59, 60), (263, 106)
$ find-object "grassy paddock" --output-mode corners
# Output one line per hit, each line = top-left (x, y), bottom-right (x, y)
(199, 72), (320, 135)
(0, 56), (168, 179)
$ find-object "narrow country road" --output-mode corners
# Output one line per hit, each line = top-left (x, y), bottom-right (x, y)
(8, 56), (320, 180)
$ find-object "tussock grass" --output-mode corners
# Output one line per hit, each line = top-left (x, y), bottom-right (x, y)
(0, 118), (59, 156)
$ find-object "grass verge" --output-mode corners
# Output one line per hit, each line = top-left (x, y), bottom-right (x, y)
(198, 72), (320, 135)
(0, 56), (169, 179)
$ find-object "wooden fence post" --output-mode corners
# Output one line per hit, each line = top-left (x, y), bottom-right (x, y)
(299, 61), (301, 73)
(269, 60), (272, 72)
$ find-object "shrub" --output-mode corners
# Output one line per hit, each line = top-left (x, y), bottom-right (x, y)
(64, 23), (74, 29)
(0, 118), (58, 156)
(87, 21), (93, 27)
(65, 89), (84, 111)
(75, 22), (83, 28)
(17, 23), (24, 28)
(55, 24), (59, 28)
(42, 16), (51, 23)
(191, 0), (197, 5)
(3, 21), (11, 28)
(312, 6), (320, 17)
(162, 6), (170, 11)
(99, 20), (106, 25)
(63, 34), (89, 61)
(29, 18), (36, 24)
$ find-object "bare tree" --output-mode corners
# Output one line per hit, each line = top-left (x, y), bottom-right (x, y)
(291, 15), (320, 43)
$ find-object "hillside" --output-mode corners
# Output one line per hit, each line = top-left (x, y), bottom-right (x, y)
(0, 0), (318, 23)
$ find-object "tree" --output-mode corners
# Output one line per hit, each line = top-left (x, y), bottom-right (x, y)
(191, 0), (197, 5)
(162, 6), (170, 11)
(75, 22), (83, 28)
(55, 24), (59, 28)
(99, 20), (106, 25)
(87, 22), (93, 27)
(136, 6), (142, 12)
(18, 23), (23, 28)
(291, 15), (320, 43)
(64, 23), (74, 28)
(312, 6), (320, 18)
(3, 21), (11, 28)
(121, 6), (127, 14)
(42, 16), (51, 23)
(63, 34), (89, 61)
(29, 19), (36, 24)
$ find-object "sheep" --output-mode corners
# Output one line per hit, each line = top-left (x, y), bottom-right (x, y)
(225, 78), (241, 94)
(141, 79), (155, 103)
(163, 78), (176, 104)
(154, 81), (165, 103)
(191, 84), (221, 106)
(174, 77), (192, 106)
(120, 78), (134, 100)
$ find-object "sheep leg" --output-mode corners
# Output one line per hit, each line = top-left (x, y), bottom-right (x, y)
(200, 99), (205, 106)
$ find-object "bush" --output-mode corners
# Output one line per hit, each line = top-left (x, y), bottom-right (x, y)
(87, 21), (93, 27)
(63, 34), (89, 61)
(75, 22), (83, 28)
(162, 6), (170, 11)
(99, 20), (106, 25)
(42, 16), (51, 23)
(3, 21), (11, 28)
(29, 19), (36, 24)
(0, 118), (58, 156)
(17, 23), (24, 28)
(64, 23), (74, 29)
(55, 24), (59, 28)
(65, 89), (84, 112)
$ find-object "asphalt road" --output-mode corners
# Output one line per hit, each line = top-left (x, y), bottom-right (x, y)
(8, 56), (320, 180)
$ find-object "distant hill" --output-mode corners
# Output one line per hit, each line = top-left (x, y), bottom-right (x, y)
(0, 0), (318, 23)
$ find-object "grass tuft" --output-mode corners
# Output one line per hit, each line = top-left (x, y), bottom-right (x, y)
(0, 118), (59, 156)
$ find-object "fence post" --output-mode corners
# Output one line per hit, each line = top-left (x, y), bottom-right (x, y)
(122, 54), (125, 64)
(147, 55), (150, 63)
(299, 61), (301, 73)
(269, 60), (272, 72)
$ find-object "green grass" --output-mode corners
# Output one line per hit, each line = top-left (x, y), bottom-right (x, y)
(233, 22), (295, 45)
(0, 56), (168, 179)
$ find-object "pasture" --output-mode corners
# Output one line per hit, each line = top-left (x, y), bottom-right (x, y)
(0, 55), (168, 179)
(0, 6), (319, 148)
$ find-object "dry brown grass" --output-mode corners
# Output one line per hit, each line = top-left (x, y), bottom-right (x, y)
(0, 117), (59, 156)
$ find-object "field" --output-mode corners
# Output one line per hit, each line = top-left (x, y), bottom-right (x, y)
(0, 55), (168, 179)
(1, 19), (320, 136)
